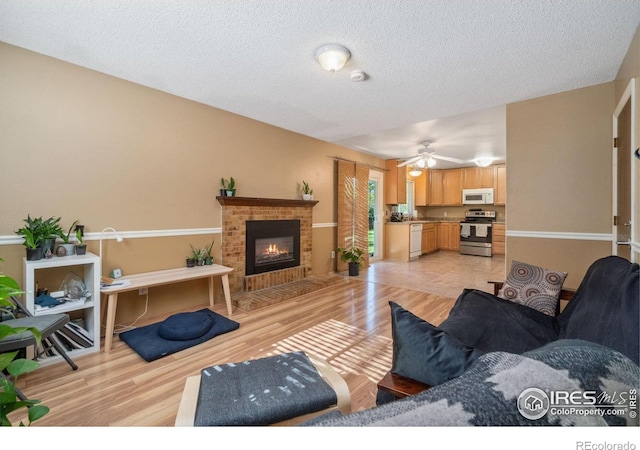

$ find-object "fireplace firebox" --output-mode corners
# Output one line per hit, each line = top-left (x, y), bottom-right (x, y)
(245, 220), (300, 275)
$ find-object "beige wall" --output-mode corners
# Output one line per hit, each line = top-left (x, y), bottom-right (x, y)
(506, 22), (640, 284)
(0, 42), (383, 325)
(505, 82), (616, 288)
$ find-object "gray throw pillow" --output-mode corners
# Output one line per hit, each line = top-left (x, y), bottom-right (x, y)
(498, 260), (567, 316)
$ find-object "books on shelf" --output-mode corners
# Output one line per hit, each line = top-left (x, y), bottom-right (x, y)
(57, 322), (93, 348)
(100, 279), (132, 290)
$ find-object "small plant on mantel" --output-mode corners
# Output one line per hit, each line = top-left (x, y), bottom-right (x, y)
(301, 181), (313, 200)
(220, 177), (236, 197)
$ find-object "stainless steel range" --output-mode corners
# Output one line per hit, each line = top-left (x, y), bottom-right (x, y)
(459, 209), (496, 257)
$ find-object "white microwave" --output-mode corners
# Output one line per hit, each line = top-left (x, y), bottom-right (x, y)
(462, 188), (494, 205)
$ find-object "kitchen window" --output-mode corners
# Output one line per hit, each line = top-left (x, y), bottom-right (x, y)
(397, 180), (414, 216)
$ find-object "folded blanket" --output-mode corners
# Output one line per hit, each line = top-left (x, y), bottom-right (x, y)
(308, 340), (639, 426)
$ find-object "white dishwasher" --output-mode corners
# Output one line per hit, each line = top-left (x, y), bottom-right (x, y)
(410, 223), (423, 260)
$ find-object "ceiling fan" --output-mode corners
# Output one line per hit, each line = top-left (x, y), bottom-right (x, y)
(396, 141), (466, 168)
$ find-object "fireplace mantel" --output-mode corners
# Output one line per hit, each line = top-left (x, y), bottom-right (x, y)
(216, 196), (318, 208)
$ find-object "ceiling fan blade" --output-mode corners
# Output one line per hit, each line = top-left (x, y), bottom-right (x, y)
(397, 155), (423, 167)
(432, 154), (466, 164)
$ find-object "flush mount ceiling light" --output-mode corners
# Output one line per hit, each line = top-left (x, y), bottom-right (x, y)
(315, 44), (351, 72)
(475, 157), (494, 167)
(409, 166), (423, 177)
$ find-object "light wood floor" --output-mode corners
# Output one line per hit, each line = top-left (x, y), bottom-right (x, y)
(11, 251), (505, 426)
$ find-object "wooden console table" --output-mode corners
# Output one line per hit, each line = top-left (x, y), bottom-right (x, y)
(100, 264), (234, 352)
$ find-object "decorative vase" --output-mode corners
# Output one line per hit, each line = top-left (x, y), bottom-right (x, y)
(60, 243), (75, 256)
(75, 244), (87, 255)
(348, 262), (360, 276)
(26, 247), (43, 261)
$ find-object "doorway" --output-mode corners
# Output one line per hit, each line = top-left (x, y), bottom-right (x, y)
(612, 79), (637, 262)
(368, 170), (384, 261)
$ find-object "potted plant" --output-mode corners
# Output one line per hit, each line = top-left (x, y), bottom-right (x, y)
(301, 180), (314, 201)
(14, 226), (43, 261)
(203, 239), (214, 265)
(57, 219), (79, 257)
(337, 246), (365, 276)
(38, 216), (63, 257)
(220, 177), (236, 197)
(74, 229), (87, 255)
(0, 258), (50, 425)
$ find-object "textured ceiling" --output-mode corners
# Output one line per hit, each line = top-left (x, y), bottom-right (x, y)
(1, 1), (639, 168)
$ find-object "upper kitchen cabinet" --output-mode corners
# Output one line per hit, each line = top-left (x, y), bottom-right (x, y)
(442, 168), (463, 206)
(410, 169), (428, 206)
(494, 164), (506, 205)
(462, 167), (494, 189)
(385, 159), (407, 204)
(428, 170), (443, 206)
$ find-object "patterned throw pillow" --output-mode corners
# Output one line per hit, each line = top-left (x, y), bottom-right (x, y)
(497, 261), (567, 316)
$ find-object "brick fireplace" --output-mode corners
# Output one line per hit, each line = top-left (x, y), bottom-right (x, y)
(217, 196), (318, 293)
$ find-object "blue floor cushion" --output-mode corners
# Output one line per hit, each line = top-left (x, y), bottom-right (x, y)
(119, 308), (239, 362)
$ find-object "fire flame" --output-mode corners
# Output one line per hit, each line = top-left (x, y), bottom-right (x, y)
(264, 244), (287, 255)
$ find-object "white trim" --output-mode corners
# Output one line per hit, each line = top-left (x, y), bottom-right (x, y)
(313, 223), (337, 228)
(506, 230), (613, 241)
(612, 78), (637, 261)
(1, 224), (338, 245)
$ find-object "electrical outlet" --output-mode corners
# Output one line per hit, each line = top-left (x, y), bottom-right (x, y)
(139, 288), (148, 295)
(331, 251), (335, 259)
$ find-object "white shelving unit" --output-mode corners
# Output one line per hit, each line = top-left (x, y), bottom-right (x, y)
(23, 252), (101, 363)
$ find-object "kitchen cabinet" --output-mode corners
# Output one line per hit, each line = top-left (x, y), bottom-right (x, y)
(428, 170), (443, 206)
(494, 164), (506, 205)
(412, 169), (428, 206)
(437, 222), (460, 250)
(384, 223), (411, 261)
(463, 167), (494, 189)
(384, 159), (407, 205)
(492, 223), (505, 255)
(421, 223), (438, 254)
(442, 169), (463, 206)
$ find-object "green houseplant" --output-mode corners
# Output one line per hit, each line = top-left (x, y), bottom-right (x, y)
(301, 180), (313, 200)
(336, 246), (365, 276)
(58, 219), (79, 257)
(0, 258), (49, 426)
(14, 227), (42, 261)
(15, 215), (49, 261)
(220, 177), (236, 197)
(37, 217), (63, 257)
(74, 228), (86, 255)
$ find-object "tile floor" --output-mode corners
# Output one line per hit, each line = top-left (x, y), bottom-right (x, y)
(360, 250), (506, 299)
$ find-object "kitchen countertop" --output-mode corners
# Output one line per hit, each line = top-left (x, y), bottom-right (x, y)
(385, 217), (462, 224)
(386, 218), (505, 225)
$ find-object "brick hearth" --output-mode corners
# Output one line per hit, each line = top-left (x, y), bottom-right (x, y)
(217, 196), (319, 293)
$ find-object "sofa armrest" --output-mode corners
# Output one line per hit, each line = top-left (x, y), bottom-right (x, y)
(377, 371), (431, 400)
